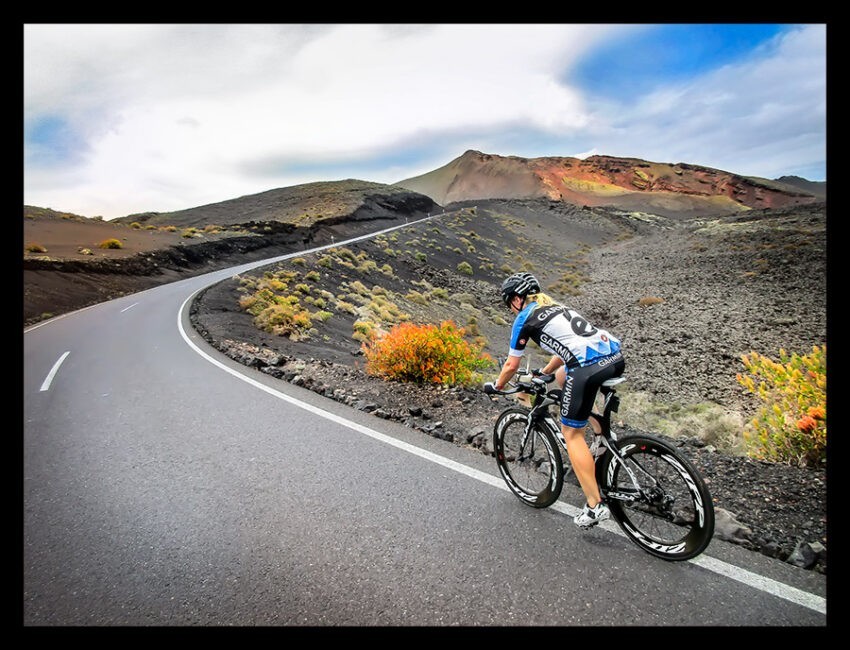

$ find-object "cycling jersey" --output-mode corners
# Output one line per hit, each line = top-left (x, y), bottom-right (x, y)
(506, 301), (624, 427)
(508, 302), (621, 369)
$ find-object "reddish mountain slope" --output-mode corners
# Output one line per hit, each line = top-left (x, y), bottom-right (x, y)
(395, 150), (822, 219)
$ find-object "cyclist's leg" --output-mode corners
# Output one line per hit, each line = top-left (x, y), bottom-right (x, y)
(562, 423), (602, 506)
(555, 364), (566, 388)
(560, 358), (625, 507)
(559, 368), (603, 507)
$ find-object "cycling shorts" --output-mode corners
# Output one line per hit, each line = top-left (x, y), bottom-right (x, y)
(560, 351), (625, 427)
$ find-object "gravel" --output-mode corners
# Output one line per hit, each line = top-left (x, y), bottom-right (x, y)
(565, 202), (827, 572)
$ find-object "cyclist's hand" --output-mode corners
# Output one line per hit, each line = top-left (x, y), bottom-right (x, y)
(483, 381), (498, 394)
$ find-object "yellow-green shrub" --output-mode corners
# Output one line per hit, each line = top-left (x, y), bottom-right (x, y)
(357, 259), (378, 273)
(736, 345), (826, 467)
(254, 300), (313, 337)
(362, 320), (492, 386)
(336, 300), (358, 315)
(238, 287), (276, 316)
(406, 290), (429, 305)
(352, 319), (376, 343)
(98, 238), (123, 249)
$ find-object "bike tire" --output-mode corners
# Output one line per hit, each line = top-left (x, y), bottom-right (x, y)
(493, 408), (564, 508)
(597, 433), (715, 561)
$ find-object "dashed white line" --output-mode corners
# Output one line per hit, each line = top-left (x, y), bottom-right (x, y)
(40, 351), (70, 392)
(120, 302), (139, 313)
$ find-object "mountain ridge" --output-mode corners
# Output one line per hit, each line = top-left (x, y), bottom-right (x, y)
(112, 179), (437, 230)
(393, 150), (824, 220)
(66, 150), (827, 228)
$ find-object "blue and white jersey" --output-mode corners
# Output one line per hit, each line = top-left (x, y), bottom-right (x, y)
(508, 302), (621, 368)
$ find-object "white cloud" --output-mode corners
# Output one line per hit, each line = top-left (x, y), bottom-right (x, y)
(588, 25), (826, 178)
(23, 23), (825, 219)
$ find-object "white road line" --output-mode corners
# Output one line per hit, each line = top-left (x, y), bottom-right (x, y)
(177, 296), (826, 616)
(690, 554), (826, 615)
(120, 302), (139, 313)
(546, 498), (825, 614)
(40, 351), (70, 392)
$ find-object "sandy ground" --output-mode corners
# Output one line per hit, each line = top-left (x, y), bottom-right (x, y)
(24, 214), (191, 260)
(22, 213), (252, 324)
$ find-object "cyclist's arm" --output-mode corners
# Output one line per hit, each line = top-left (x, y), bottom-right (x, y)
(540, 355), (564, 375)
(494, 355), (521, 391)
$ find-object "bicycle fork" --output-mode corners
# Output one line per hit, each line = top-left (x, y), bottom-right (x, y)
(518, 402), (554, 460)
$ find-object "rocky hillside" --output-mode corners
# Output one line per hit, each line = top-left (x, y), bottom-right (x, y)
(395, 150), (824, 219)
(190, 198), (827, 573)
(113, 179), (438, 230)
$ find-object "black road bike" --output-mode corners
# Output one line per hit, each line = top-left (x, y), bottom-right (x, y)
(487, 371), (714, 561)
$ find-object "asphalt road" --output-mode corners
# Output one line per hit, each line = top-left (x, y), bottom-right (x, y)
(23, 222), (828, 627)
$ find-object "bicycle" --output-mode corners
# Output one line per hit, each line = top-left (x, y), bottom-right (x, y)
(486, 369), (715, 561)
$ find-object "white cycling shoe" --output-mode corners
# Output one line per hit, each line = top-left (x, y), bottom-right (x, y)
(574, 502), (610, 529)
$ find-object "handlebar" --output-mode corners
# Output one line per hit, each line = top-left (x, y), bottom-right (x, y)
(484, 372), (557, 396)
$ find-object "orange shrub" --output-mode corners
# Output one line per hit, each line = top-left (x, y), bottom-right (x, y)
(363, 320), (492, 386)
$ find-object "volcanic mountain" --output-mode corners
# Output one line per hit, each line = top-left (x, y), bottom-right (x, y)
(394, 150), (824, 219)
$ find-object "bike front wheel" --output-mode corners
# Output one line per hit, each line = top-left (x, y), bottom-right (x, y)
(494, 408), (564, 508)
(598, 434), (715, 561)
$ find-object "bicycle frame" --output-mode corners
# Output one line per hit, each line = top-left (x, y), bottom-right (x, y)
(590, 381), (657, 503)
(518, 374), (651, 502)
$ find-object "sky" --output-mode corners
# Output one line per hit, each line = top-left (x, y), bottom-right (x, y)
(23, 23), (827, 220)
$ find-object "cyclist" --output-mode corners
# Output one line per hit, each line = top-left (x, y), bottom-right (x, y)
(484, 272), (625, 529)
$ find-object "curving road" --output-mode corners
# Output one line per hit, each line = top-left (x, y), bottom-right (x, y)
(23, 222), (827, 626)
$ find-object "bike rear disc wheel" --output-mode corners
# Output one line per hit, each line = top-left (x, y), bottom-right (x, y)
(494, 408), (564, 508)
(599, 434), (714, 561)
